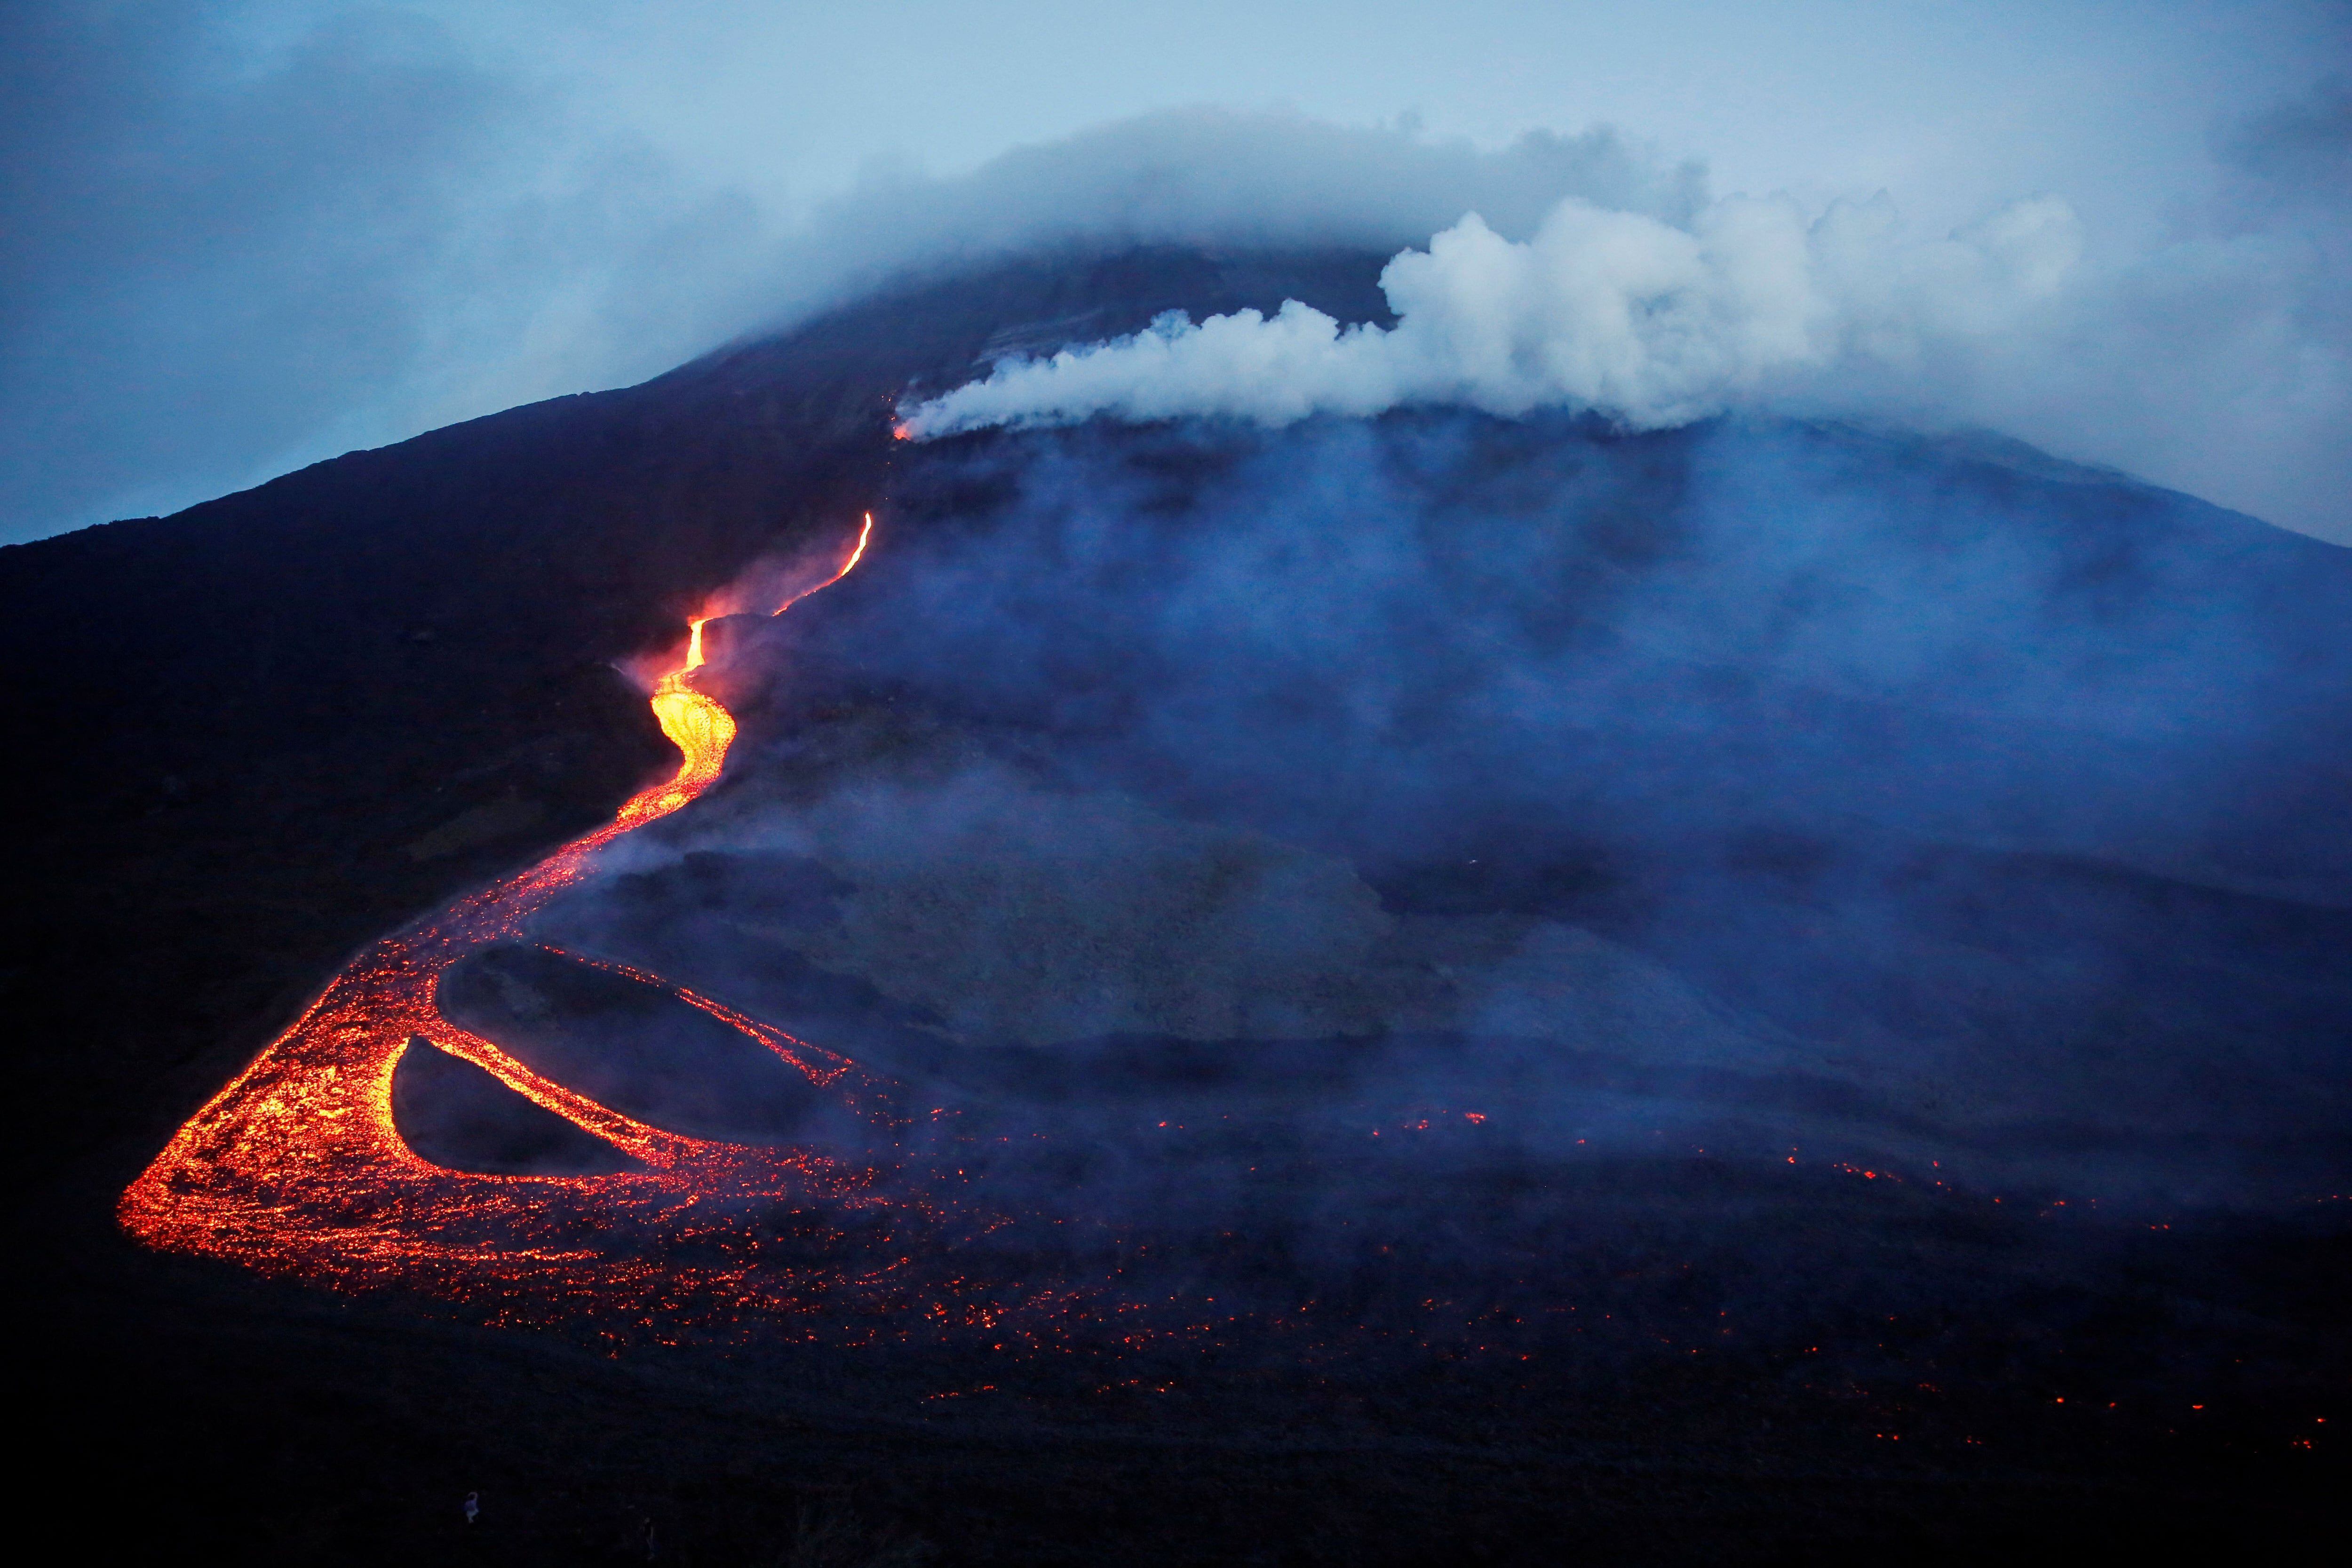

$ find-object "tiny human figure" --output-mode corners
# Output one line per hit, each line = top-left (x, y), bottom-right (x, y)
(464, 1491), (480, 1525)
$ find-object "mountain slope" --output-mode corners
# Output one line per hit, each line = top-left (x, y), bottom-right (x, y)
(7, 241), (2346, 1565)
(0, 244), (1395, 1180)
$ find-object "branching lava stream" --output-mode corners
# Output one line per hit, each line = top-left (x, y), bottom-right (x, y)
(114, 516), (1007, 1342)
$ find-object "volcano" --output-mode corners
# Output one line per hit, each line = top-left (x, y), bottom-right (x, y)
(7, 243), (2347, 1564)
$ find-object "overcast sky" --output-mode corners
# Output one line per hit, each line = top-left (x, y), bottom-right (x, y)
(5, 1), (2347, 544)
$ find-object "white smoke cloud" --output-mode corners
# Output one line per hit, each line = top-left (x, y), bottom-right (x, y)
(896, 146), (2352, 550)
(898, 189), (2091, 438)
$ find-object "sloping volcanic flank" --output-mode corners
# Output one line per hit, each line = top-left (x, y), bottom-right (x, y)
(0, 244), (1395, 1183)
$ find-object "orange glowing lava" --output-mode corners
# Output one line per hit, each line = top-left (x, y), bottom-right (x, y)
(116, 515), (997, 1340)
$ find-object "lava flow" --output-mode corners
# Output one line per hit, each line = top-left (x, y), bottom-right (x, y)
(115, 515), (994, 1340)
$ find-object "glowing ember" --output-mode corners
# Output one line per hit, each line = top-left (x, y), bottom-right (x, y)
(115, 515), (1000, 1340)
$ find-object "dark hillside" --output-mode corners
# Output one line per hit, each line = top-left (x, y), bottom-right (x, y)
(0, 244), (1395, 1183)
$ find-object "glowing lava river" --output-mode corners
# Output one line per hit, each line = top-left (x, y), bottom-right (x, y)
(115, 516), (1025, 1345)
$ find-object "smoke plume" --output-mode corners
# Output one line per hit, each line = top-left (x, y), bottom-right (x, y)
(899, 191), (2086, 437)
(878, 79), (2348, 547)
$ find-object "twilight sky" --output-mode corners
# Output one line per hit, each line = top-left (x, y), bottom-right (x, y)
(4, 0), (2347, 544)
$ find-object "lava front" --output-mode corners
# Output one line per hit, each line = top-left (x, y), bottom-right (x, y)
(114, 516), (1010, 1341)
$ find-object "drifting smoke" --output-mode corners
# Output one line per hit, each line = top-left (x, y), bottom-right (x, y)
(532, 407), (2352, 1220)
(901, 191), (2086, 437)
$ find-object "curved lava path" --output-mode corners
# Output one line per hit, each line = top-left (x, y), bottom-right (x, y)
(115, 517), (1011, 1340)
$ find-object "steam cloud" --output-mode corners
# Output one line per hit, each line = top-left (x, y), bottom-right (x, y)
(900, 191), (2083, 437)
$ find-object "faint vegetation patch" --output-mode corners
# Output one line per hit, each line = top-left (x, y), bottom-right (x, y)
(763, 1503), (935, 1568)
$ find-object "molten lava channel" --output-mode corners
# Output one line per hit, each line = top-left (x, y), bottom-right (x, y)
(114, 516), (994, 1340)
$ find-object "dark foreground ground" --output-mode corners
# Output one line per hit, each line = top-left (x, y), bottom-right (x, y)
(18, 1153), (2347, 1564)
(8, 246), (2347, 1563)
